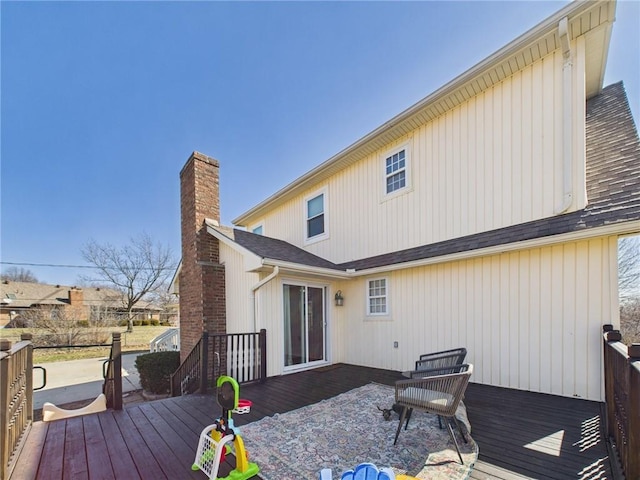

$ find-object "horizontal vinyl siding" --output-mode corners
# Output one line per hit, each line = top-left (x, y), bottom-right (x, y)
(257, 46), (587, 264)
(336, 237), (616, 401)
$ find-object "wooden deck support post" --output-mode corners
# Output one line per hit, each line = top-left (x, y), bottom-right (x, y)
(627, 343), (640, 480)
(112, 333), (123, 411)
(259, 329), (267, 383)
(200, 331), (209, 394)
(602, 324), (618, 439)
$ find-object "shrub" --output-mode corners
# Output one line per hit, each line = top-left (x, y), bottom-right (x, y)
(141, 319), (150, 326)
(118, 319), (128, 327)
(150, 319), (160, 326)
(76, 320), (89, 327)
(135, 351), (180, 394)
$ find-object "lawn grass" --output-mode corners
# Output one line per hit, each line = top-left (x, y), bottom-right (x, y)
(0, 326), (172, 363)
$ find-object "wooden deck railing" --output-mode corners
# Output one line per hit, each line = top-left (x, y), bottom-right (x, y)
(602, 324), (640, 480)
(212, 330), (267, 385)
(0, 334), (33, 480)
(102, 332), (123, 411)
(170, 332), (208, 396)
(170, 329), (267, 397)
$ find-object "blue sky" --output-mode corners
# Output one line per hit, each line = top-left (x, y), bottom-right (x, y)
(1, 1), (639, 286)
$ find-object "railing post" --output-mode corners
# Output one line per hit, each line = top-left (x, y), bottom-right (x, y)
(1, 340), (11, 480)
(602, 325), (620, 439)
(259, 329), (267, 383)
(20, 334), (33, 425)
(112, 333), (122, 411)
(199, 332), (209, 394)
(628, 343), (640, 480)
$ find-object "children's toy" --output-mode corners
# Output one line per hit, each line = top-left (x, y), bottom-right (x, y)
(319, 463), (418, 480)
(192, 376), (260, 480)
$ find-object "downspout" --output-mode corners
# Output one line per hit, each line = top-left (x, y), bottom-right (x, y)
(250, 266), (279, 332)
(557, 17), (573, 214)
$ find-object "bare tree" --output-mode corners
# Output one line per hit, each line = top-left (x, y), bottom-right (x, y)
(1, 266), (39, 283)
(81, 233), (177, 332)
(619, 235), (640, 345)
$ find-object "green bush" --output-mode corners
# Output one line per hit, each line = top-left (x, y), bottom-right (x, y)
(150, 319), (160, 326)
(135, 351), (180, 394)
(141, 319), (150, 326)
(76, 320), (89, 327)
(118, 320), (128, 327)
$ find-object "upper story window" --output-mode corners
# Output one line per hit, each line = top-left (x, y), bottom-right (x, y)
(304, 187), (328, 243)
(382, 142), (411, 199)
(386, 149), (406, 193)
(252, 224), (263, 235)
(367, 278), (388, 315)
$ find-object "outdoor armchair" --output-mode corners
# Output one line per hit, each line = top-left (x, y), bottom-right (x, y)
(393, 364), (473, 465)
(413, 347), (467, 374)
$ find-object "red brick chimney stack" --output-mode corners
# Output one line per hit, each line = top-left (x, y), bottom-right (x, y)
(179, 152), (226, 364)
(68, 286), (84, 305)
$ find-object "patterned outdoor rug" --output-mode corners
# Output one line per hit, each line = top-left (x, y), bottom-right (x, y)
(240, 382), (478, 480)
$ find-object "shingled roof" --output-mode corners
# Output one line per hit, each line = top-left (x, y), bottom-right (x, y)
(230, 82), (640, 273)
(232, 229), (344, 271)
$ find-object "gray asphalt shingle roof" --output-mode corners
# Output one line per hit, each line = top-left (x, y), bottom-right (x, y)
(231, 82), (640, 273)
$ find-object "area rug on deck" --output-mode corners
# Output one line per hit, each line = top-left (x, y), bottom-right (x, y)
(240, 382), (478, 480)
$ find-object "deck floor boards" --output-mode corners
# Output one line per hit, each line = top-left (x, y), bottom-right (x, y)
(11, 364), (613, 480)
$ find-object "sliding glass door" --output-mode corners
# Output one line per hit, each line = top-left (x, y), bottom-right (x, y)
(283, 283), (326, 369)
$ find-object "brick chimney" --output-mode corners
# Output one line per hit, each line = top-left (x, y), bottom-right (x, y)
(68, 287), (84, 305)
(68, 287), (87, 321)
(179, 152), (226, 364)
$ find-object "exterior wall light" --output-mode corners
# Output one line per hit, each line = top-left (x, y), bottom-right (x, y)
(334, 290), (344, 306)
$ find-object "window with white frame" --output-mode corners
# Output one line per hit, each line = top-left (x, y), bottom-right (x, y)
(367, 278), (388, 315)
(385, 148), (407, 194)
(305, 189), (327, 242)
(252, 224), (263, 235)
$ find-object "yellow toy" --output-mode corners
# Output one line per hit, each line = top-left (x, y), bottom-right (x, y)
(192, 376), (260, 480)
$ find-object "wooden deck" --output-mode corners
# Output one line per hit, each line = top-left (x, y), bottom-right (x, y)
(11, 364), (613, 480)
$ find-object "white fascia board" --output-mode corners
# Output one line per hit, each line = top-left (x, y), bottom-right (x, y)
(262, 258), (351, 279)
(351, 220), (640, 277)
(205, 223), (263, 271)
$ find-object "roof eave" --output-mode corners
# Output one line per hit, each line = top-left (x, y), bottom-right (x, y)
(352, 220), (640, 277)
(233, 0), (615, 226)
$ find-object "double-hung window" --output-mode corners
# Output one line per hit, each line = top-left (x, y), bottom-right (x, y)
(382, 142), (411, 199)
(385, 149), (406, 194)
(367, 278), (388, 315)
(305, 188), (328, 243)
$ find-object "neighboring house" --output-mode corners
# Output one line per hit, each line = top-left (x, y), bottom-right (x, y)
(177, 0), (639, 401)
(0, 281), (161, 327)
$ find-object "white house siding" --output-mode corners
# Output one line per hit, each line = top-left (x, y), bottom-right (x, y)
(254, 41), (587, 266)
(219, 244), (257, 334)
(335, 236), (617, 402)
